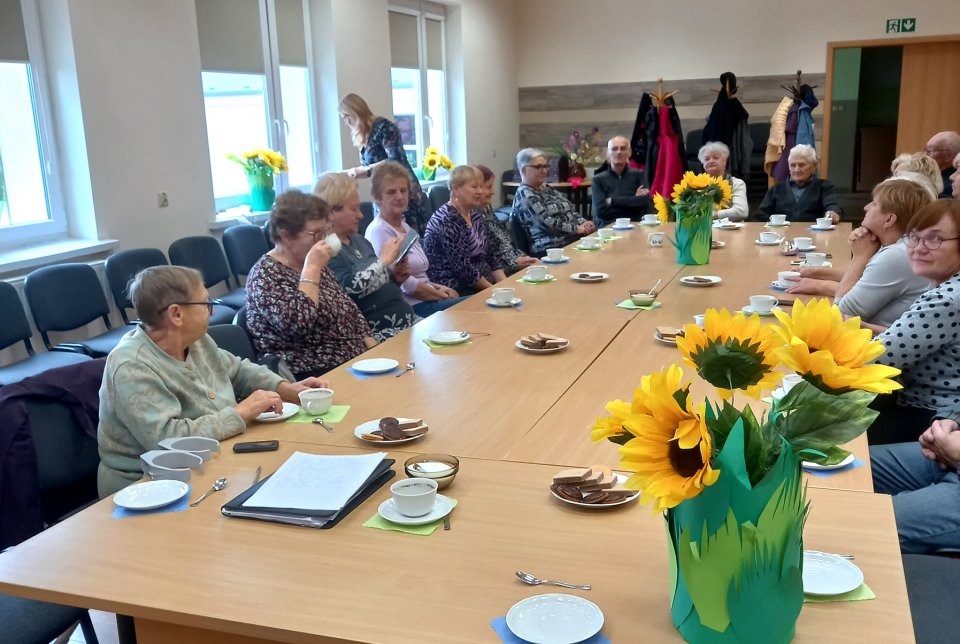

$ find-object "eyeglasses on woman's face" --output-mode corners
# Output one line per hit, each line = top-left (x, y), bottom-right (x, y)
(903, 232), (960, 251)
(158, 300), (215, 316)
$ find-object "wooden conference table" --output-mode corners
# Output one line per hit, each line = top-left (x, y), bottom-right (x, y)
(0, 221), (914, 642)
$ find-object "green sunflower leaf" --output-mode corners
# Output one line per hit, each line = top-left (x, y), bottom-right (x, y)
(692, 340), (770, 392)
(769, 383), (877, 457)
(605, 431), (634, 446)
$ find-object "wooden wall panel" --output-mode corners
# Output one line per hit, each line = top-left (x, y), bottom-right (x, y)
(897, 41), (960, 153)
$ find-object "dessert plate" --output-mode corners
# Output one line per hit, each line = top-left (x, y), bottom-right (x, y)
(354, 417), (427, 445)
(802, 551), (864, 596)
(429, 331), (470, 345)
(570, 272), (609, 283)
(114, 480), (189, 511)
(351, 358), (400, 374)
(654, 330), (680, 346)
(506, 594), (604, 644)
(256, 402), (299, 423)
(515, 339), (569, 354)
(802, 453), (856, 471)
(679, 275), (722, 287)
(549, 473), (639, 509)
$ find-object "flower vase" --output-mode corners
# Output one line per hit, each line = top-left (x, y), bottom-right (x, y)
(247, 170), (276, 212)
(673, 203), (712, 265)
(568, 161), (587, 180)
(422, 167), (436, 181)
(665, 422), (806, 644)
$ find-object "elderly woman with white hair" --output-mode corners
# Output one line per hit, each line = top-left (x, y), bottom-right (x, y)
(699, 141), (748, 221)
(511, 148), (595, 257)
(756, 144), (843, 223)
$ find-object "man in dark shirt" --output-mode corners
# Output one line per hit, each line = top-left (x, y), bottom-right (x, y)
(926, 131), (960, 198)
(591, 135), (654, 227)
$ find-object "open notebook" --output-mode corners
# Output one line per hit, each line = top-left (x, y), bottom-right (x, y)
(221, 451), (395, 529)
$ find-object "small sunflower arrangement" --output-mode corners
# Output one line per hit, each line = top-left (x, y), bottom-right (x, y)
(591, 299), (900, 642)
(421, 146), (453, 181)
(226, 148), (288, 180)
(654, 171), (732, 265)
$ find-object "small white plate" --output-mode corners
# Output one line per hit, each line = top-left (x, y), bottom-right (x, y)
(654, 330), (680, 346)
(764, 222), (791, 227)
(377, 494), (453, 526)
(810, 225), (837, 231)
(714, 222), (745, 230)
(802, 453), (856, 471)
(486, 296), (522, 308)
(256, 402), (299, 423)
(740, 305), (782, 317)
(612, 224), (634, 230)
(515, 339), (569, 354)
(570, 272), (609, 283)
(506, 594), (604, 644)
(522, 274), (555, 283)
(542, 256), (571, 264)
(351, 358), (400, 374)
(113, 480), (189, 511)
(679, 275), (722, 287)
(755, 239), (782, 246)
(802, 551), (864, 596)
(574, 244), (602, 251)
(791, 260), (833, 268)
(354, 417), (427, 445)
(769, 281), (789, 291)
(550, 473), (640, 508)
(429, 331), (470, 345)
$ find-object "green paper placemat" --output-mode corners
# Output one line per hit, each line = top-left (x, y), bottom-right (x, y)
(422, 339), (473, 349)
(363, 499), (458, 535)
(804, 582), (875, 603)
(287, 405), (351, 424)
(616, 300), (662, 311)
(600, 235), (623, 241)
(573, 247), (602, 253)
(516, 277), (557, 285)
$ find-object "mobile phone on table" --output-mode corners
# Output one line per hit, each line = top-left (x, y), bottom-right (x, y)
(233, 440), (279, 453)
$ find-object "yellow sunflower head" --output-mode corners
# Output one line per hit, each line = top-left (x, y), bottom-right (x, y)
(425, 146), (440, 157)
(684, 171), (712, 190)
(653, 193), (671, 222)
(710, 175), (733, 207)
(424, 155), (439, 170)
(771, 298), (902, 394)
(440, 155), (454, 169)
(676, 308), (783, 399)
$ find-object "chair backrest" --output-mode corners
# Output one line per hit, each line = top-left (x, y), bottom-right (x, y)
(27, 399), (100, 500)
(207, 324), (256, 362)
(234, 305), (248, 330)
(262, 221), (275, 250)
(222, 224), (269, 281)
(428, 185), (450, 213)
(23, 264), (112, 347)
(103, 248), (168, 323)
(168, 236), (233, 290)
(359, 201), (375, 236)
(509, 211), (535, 257)
(0, 281), (34, 354)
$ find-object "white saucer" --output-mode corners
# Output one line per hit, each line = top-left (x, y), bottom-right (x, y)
(515, 339), (569, 354)
(429, 331), (470, 345)
(802, 453), (856, 471)
(740, 305), (782, 317)
(765, 222), (791, 227)
(612, 224), (634, 230)
(256, 402), (299, 423)
(570, 272), (609, 283)
(550, 473), (640, 509)
(377, 494), (453, 525)
(574, 244), (602, 251)
(113, 480), (189, 511)
(755, 239), (782, 246)
(792, 260), (833, 268)
(714, 222), (745, 230)
(795, 245), (816, 252)
(802, 551), (864, 596)
(639, 221), (661, 227)
(542, 256), (570, 264)
(769, 281), (789, 291)
(679, 275), (722, 287)
(506, 594), (604, 644)
(810, 225), (837, 231)
(522, 274), (555, 283)
(351, 358), (400, 374)
(486, 296), (522, 308)
(354, 417), (427, 445)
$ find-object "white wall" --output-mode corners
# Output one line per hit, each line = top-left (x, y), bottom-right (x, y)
(517, 0), (960, 86)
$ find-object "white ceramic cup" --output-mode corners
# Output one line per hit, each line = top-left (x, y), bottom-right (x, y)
(816, 217), (832, 229)
(805, 252), (827, 266)
(598, 228), (613, 239)
(298, 388), (334, 415)
(782, 374), (804, 394)
(545, 248), (563, 262)
(648, 232), (666, 246)
(615, 217), (631, 227)
(581, 237), (600, 249)
(793, 237), (813, 250)
(324, 232), (342, 257)
(749, 294), (778, 313)
(759, 231), (780, 243)
(769, 214), (787, 225)
(526, 265), (548, 281)
(391, 478), (438, 517)
(492, 287), (515, 304)
(693, 314), (706, 328)
(777, 271), (801, 287)
(642, 214), (659, 224)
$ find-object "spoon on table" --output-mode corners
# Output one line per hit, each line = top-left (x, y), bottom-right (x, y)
(190, 477), (228, 507)
(396, 361), (416, 377)
(515, 571), (592, 590)
(312, 417), (335, 432)
(648, 278), (663, 296)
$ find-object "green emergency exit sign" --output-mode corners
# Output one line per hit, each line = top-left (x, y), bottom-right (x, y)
(886, 18), (917, 33)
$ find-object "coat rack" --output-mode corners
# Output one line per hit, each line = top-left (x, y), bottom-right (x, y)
(780, 70), (818, 101)
(651, 77), (677, 107)
(713, 76), (740, 98)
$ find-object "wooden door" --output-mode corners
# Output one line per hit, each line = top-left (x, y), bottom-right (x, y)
(897, 41), (960, 153)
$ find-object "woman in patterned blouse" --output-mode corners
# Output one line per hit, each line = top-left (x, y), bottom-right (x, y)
(474, 163), (538, 275)
(424, 165), (506, 294)
(315, 173), (419, 342)
(246, 191), (376, 379)
(338, 93), (430, 235)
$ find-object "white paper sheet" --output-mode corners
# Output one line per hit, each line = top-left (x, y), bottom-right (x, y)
(243, 451), (386, 511)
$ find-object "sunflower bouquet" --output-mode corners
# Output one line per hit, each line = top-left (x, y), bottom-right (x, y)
(421, 146), (453, 181)
(226, 148), (288, 211)
(654, 171), (732, 265)
(591, 299), (900, 643)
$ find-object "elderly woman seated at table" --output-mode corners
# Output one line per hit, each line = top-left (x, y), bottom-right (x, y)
(98, 265), (329, 496)
(245, 191), (376, 380)
(423, 165), (506, 293)
(365, 161), (465, 317)
(890, 151), (943, 200)
(699, 142), (748, 221)
(475, 163), (538, 275)
(756, 144), (842, 223)
(512, 148), (596, 257)
(314, 172), (419, 341)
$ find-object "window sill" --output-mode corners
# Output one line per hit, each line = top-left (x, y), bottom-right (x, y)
(0, 238), (119, 277)
(210, 209), (270, 231)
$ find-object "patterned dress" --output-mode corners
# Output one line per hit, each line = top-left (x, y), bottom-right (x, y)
(362, 117), (430, 235)
(423, 203), (500, 293)
(245, 255), (371, 377)
(512, 183), (585, 256)
(477, 205), (527, 275)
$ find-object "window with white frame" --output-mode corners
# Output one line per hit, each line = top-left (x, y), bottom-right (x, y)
(0, 0), (65, 246)
(389, 5), (447, 170)
(196, 0), (318, 212)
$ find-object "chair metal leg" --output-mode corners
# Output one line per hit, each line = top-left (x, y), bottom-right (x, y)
(116, 613), (137, 644)
(79, 612), (100, 644)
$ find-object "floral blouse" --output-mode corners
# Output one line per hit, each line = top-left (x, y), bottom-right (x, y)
(477, 205), (526, 275)
(512, 183), (585, 256)
(362, 117), (429, 235)
(423, 203), (500, 292)
(245, 255), (370, 376)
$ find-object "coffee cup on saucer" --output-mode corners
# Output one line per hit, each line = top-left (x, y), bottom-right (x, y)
(793, 237), (813, 250)
(749, 294), (778, 314)
(390, 478), (438, 517)
(642, 214), (659, 225)
(615, 217), (630, 227)
(769, 214), (787, 225)
(759, 231), (781, 243)
(816, 217), (832, 229)
(580, 237), (600, 249)
(648, 232), (665, 246)
(805, 252), (827, 266)
(598, 228), (613, 239)
(298, 388), (334, 415)
(492, 287), (515, 305)
(545, 248), (563, 262)
(526, 265), (548, 281)
(777, 270), (800, 287)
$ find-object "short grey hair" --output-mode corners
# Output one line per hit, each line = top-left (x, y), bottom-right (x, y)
(516, 148), (545, 170)
(698, 141), (730, 164)
(129, 265), (204, 329)
(787, 144), (818, 165)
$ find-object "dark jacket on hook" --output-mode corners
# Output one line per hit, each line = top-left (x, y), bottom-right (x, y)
(703, 72), (751, 177)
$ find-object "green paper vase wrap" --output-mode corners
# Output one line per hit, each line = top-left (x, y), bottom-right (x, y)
(674, 203), (712, 265)
(665, 422), (808, 644)
(247, 168), (276, 212)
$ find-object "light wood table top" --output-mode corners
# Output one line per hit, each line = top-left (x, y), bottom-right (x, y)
(0, 443), (912, 643)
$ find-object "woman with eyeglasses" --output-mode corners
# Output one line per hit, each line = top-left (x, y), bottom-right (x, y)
(511, 148), (595, 257)
(97, 264), (330, 496)
(245, 191), (376, 380)
(864, 199), (960, 445)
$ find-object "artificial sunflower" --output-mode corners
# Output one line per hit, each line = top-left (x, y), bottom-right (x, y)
(439, 155), (454, 169)
(710, 175), (733, 206)
(653, 193), (671, 222)
(423, 155), (439, 170)
(771, 298), (902, 394)
(425, 146), (440, 156)
(677, 308), (783, 399)
(683, 171), (712, 190)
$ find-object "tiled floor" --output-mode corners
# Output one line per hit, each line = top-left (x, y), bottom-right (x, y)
(59, 610), (120, 644)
